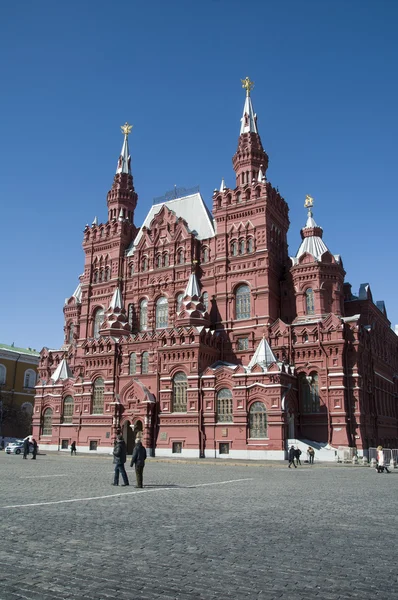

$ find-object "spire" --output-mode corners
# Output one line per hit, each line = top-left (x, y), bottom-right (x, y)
(248, 337), (277, 370)
(51, 358), (73, 382)
(232, 77), (268, 186)
(107, 122), (137, 224)
(116, 122), (132, 174)
(92, 216), (98, 226)
(219, 178), (226, 192)
(292, 195), (338, 263)
(109, 287), (123, 310)
(240, 77), (258, 134)
(184, 272), (201, 299)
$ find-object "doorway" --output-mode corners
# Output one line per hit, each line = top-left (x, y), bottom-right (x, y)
(123, 420), (134, 454)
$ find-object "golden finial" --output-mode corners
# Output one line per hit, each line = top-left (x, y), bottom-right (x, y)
(120, 122), (133, 136)
(241, 77), (254, 96)
(304, 194), (314, 209)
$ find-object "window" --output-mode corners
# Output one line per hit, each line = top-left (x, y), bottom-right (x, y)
(89, 440), (98, 451)
(237, 337), (249, 351)
(93, 270), (98, 283)
(176, 293), (184, 314)
(0, 364), (6, 385)
(202, 292), (209, 311)
(236, 285), (251, 320)
(128, 304), (134, 329)
(62, 396), (74, 423)
(247, 238), (254, 253)
(305, 288), (315, 315)
(299, 373), (320, 413)
(172, 372), (187, 412)
(93, 308), (105, 339)
(216, 388), (233, 422)
(105, 267), (110, 281)
(163, 253), (169, 267)
(202, 247), (209, 263)
(21, 402), (33, 415)
(130, 263), (135, 275)
(156, 297), (168, 328)
(24, 369), (36, 389)
(219, 443), (230, 455)
(239, 239), (245, 255)
(139, 299), (148, 331)
(68, 324), (75, 344)
(156, 254), (162, 268)
(141, 352), (149, 374)
(129, 353), (137, 375)
(141, 256), (148, 271)
(42, 408), (53, 436)
(172, 442), (182, 453)
(231, 241), (238, 256)
(61, 439), (69, 450)
(249, 402), (267, 438)
(92, 378), (104, 414)
(177, 249), (184, 264)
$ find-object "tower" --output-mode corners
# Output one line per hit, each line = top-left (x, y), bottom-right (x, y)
(290, 195), (345, 320)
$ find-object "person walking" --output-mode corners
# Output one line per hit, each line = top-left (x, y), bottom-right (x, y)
(23, 437), (30, 459)
(31, 439), (38, 459)
(112, 434), (129, 486)
(294, 447), (302, 466)
(130, 439), (147, 488)
(308, 446), (315, 465)
(70, 441), (77, 456)
(288, 445), (297, 468)
(376, 445), (390, 473)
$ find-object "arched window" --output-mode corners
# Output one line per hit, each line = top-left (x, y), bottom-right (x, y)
(163, 253), (169, 267)
(105, 267), (110, 281)
(156, 297), (168, 328)
(236, 284), (250, 320)
(128, 304), (134, 329)
(231, 241), (238, 256)
(202, 247), (209, 263)
(299, 372), (320, 413)
(93, 308), (104, 339)
(177, 249), (184, 264)
(129, 353), (137, 375)
(141, 256), (148, 271)
(62, 396), (74, 423)
(156, 254), (162, 268)
(249, 402), (267, 438)
(42, 408), (53, 436)
(139, 299), (148, 331)
(21, 402), (33, 415)
(92, 378), (104, 414)
(24, 369), (36, 389)
(0, 364), (6, 385)
(93, 270), (98, 283)
(216, 388), (233, 422)
(306, 288), (315, 315)
(172, 372), (187, 412)
(247, 238), (254, 253)
(239, 239), (245, 255)
(68, 323), (75, 344)
(202, 291), (209, 311)
(130, 263), (135, 275)
(176, 293), (184, 314)
(141, 352), (149, 374)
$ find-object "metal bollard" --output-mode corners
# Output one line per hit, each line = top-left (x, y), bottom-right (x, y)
(352, 455), (358, 465)
(370, 458), (377, 468)
(362, 456), (368, 465)
(390, 458), (395, 470)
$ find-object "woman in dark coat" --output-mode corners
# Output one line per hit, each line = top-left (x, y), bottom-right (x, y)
(130, 440), (147, 488)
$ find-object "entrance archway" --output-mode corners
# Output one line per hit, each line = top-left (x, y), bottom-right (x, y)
(123, 420), (134, 454)
(133, 420), (143, 444)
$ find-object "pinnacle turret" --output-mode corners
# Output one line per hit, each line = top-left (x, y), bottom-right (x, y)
(106, 122), (137, 224)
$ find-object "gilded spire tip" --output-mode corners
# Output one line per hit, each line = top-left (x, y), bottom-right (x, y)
(304, 194), (314, 209)
(121, 122), (133, 136)
(241, 76), (254, 96)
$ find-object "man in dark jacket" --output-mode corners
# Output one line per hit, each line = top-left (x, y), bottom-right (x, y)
(130, 439), (147, 488)
(112, 434), (129, 486)
(23, 438), (30, 459)
(288, 445), (297, 468)
(31, 439), (38, 459)
(294, 447), (302, 466)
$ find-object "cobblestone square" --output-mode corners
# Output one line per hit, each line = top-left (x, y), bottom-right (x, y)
(0, 453), (397, 600)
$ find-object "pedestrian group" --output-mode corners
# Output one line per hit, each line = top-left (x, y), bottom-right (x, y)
(113, 434), (147, 488)
(288, 445), (315, 468)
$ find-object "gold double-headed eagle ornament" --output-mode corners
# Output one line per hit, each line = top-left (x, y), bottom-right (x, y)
(121, 122), (133, 136)
(241, 77), (254, 96)
(304, 194), (314, 209)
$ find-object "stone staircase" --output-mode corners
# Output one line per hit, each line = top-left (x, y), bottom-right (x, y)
(287, 438), (338, 462)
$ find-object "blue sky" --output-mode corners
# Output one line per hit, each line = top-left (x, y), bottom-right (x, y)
(1, 0), (397, 351)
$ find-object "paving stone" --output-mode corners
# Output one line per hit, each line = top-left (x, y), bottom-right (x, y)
(0, 453), (397, 599)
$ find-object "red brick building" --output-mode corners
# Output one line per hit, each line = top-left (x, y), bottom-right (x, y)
(32, 80), (398, 459)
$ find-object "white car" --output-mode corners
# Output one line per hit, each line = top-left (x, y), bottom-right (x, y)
(5, 440), (25, 455)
